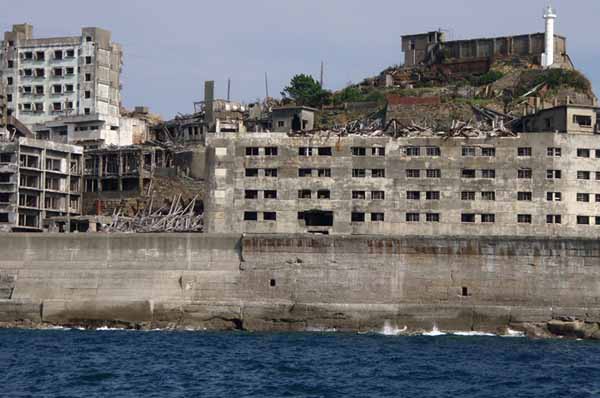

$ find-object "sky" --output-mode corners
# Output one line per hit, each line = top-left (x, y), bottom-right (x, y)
(2, 0), (599, 119)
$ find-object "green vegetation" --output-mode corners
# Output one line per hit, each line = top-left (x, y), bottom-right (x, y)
(516, 69), (592, 96)
(281, 74), (330, 108)
(469, 70), (504, 86)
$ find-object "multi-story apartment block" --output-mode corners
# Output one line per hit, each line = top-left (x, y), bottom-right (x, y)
(0, 135), (83, 231)
(204, 105), (600, 238)
(0, 24), (124, 146)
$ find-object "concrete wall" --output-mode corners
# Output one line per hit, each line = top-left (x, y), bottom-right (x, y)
(2, 233), (600, 333)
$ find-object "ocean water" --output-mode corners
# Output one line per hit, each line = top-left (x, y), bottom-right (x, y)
(1, 329), (600, 398)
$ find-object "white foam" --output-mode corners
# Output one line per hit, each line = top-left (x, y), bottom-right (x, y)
(95, 326), (124, 331)
(380, 321), (407, 336)
(502, 328), (526, 338)
(306, 327), (338, 333)
(46, 325), (71, 331)
(453, 331), (496, 337)
(422, 325), (446, 336)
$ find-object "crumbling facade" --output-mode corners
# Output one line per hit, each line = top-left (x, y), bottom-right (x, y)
(204, 106), (600, 237)
(0, 136), (83, 231)
(402, 31), (570, 69)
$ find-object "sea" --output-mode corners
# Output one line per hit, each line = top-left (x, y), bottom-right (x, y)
(1, 328), (599, 398)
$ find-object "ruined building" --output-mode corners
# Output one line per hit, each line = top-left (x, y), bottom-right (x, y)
(401, 6), (571, 70)
(0, 133), (83, 231)
(203, 104), (600, 238)
(0, 24), (136, 147)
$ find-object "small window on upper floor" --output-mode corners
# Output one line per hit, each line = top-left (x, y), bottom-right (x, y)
(577, 215), (590, 225)
(371, 213), (385, 222)
(264, 168), (278, 177)
(371, 169), (385, 178)
(462, 147), (476, 157)
(352, 169), (366, 178)
(265, 147), (278, 156)
(277, 121), (285, 128)
(54, 50), (63, 60)
(517, 214), (532, 224)
(426, 169), (441, 178)
(352, 191), (366, 200)
(518, 147), (532, 157)
(245, 168), (259, 177)
(298, 190), (312, 199)
(245, 147), (259, 156)
(547, 147), (561, 157)
(263, 212), (277, 221)
(406, 169), (420, 178)
(406, 213), (420, 223)
(66, 49), (75, 58)
(245, 190), (259, 199)
(86, 36), (93, 42)
(406, 146), (420, 156)
(481, 147), (496, 157)
(264, 190), (277, 199)
(462, 169), (476, 178)
(577, 193), (590, 203)
(481, 169), (496, 179)
(577, 170), (590, 180)
(426, 146), (441, 157)
(371, 191), (385, 200)
(317, 168), (331, 178)
(85, 73), (92, 82)
(299, 147), (313, 156)
(461, 191), (475, 201)
(461, 214), (476, 223)
(578, 148), (591, 158)
(351, 212), (365, 223)
(244, 211), (258, 221)
(299, 168), (312, 177)
(351, 147), (366, 156)
(317, 190), (330, 199)
(318, 147), (332, 156)
(372, 147), (385, 156)
(574, 115), (592, 127)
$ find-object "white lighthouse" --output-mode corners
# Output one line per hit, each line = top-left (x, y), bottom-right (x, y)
(542, 4), (557, 68)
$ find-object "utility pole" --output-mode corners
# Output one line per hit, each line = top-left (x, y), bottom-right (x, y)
(264, 72), (269, 99)
(320, 61), (324, 88)
(227, 78), (231, 102)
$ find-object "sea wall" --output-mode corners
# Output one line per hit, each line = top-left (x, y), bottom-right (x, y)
(1, 233), (600, 337)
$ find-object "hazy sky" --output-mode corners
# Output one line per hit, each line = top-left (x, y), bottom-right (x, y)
(2, 0), (598, 118)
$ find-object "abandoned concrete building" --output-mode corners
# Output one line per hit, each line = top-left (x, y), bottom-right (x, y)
(204, 104), (600, 238)
(0, 134), (83, 231)
(402, 7), (570, 69)
(83, 145), (172, 198)
(0, 24), (147, 148)
(271, 106), (317, 132)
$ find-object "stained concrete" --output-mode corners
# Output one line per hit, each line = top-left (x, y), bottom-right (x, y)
(0, 233), (599, 337)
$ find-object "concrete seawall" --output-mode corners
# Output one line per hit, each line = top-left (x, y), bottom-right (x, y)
(1, 233), (600, 338)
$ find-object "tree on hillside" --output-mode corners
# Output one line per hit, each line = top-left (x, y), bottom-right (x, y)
(281, 74), (330, 108)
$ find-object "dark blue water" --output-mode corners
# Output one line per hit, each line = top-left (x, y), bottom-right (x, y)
(1, 329), (600, 397)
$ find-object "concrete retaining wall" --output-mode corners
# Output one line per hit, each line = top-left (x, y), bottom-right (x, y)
(1, 233), (600, 334)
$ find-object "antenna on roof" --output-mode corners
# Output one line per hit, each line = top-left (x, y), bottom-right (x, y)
(227, 78), (231, 102)
(264, 72), (269, 99)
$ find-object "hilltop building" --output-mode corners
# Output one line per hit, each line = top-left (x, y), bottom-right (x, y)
(402, 6), (571, 69)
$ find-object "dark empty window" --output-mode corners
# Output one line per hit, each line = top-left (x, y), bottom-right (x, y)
(265, 168), (278, 177)
(462, 169), (476, 178)
(245, 168), (259, 177)
(371, 169), (385, 178)
(270, 279), (276, 287)
(263, 212), (277, 221)
(406, 147), (420, 156)
(573, 115), (592, 127)
(461, 214), (475, 223)
(351, 212), (365, 222)
(352, 191), (366, 200)
(318, 169), (331, 177)
(245, 147), (259, 156)
(461, 191), (475, 201)
(518, 147), (532, 157)
(372, 191), (385, 200)
(578, 148), (591, 158)
(407, 191), (421, 200)
(245, 190), (258, 199)
(317, 190), (330, 199)
(406, 213), (420, 222)
(462, 147), (476, 157)
(482, 191), (496, 201)
(518, 169), (532, 179)
(352, 169), (366, 178)
(244, 211), (258, 221)
(298, 190), (311, 199)
(481, 147), (496, 157)
(481, 169), (496, 179)
(265, 147), (278, 156)
(406, 169), (420, 178)
(426, 147), (441, 156)
(462, 287), (469, 297)
(577, 216), (590, 225)
(299, 168), (312, 177)
(518, 214), (532, 224)
(481, 214), (495, 223)
(264, 190), (277, 199)
(426, 213), (440, 223)
(577, 171), (590, 180)
(318, 147), (332, 156)
(85, 56), (92, 64)
(427, 169), (441, 178)
(351, 147), (366, 156)
(372, 147), (385, 156)
(577, 193), (590, 202)
(518, 192), (532, 201)
(371, 213), (385, 222)
(426, 191), (440, 200)
(299, 147), (312, 156)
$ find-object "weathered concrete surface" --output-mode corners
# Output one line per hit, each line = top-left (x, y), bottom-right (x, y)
(1, 233), (600, 338)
